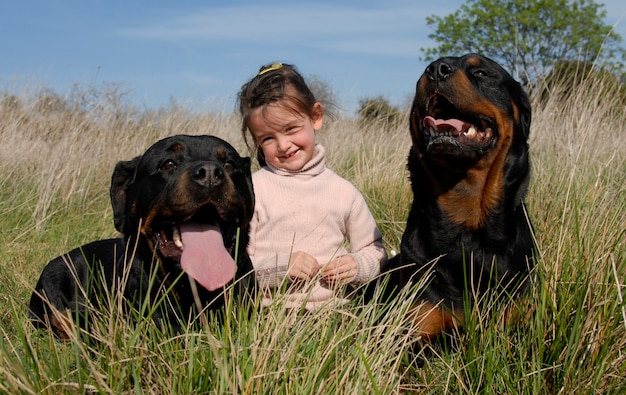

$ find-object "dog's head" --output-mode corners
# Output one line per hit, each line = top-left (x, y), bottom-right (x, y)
(409, 54), (532, 228)
(410, 53), (531, 171)
(110, 135), (254, 291)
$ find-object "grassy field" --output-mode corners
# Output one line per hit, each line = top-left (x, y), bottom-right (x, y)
(0, 76), (624, 394)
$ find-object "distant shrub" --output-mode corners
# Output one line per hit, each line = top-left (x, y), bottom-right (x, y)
(538, 60), (626, 107)
(357, 95), (402, 127)
(0, 93), (21, 111)
(307, 74), (338, 119)
(35, 88), (71, 115)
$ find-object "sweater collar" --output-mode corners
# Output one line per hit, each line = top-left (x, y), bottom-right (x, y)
(266, 144), (326, 176)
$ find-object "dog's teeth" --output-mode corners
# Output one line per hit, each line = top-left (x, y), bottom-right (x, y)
(173, 226), (184, 249)
(465, 126), (477, 138)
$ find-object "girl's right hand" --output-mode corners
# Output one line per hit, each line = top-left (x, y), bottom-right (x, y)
(287, 251), (320, 281)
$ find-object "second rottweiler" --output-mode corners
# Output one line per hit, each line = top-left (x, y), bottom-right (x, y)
(29, 135), (255, 338)
(386, 54), (535, 339)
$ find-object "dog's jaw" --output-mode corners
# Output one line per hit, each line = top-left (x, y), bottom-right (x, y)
(417, 93), (497, 157)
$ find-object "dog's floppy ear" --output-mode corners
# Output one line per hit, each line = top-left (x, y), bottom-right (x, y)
(241, 156), (252, 179)
(517, 90), (532, 139)
(110, 156), (141, 233)
(241, 156), (255, 209)
(507, 79), (532, 139)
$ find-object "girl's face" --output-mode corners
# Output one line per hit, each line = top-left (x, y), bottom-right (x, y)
(248, 101), (323, 171)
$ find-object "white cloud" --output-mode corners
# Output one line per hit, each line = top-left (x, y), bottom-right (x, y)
(116, 3), (436, 57)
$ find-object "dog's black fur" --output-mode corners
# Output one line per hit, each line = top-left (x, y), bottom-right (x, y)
(386, 54), (534, 339)
(29, 135), (255, 338)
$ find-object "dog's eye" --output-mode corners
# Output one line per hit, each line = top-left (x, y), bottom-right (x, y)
(223, 161), (235, 172)
(160, 159), (177, 171)
(473, 69), (488, 77)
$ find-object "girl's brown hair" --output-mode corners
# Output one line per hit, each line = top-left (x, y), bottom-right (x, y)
(237, 62), (320, 166)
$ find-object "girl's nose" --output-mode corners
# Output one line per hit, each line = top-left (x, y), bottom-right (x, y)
(276, 135), (291, 152)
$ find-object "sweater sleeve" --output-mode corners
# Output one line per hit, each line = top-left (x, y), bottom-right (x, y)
(252, 252), (292, 289)
(246, 200), (292, 289)
(345, 188), (388, 284)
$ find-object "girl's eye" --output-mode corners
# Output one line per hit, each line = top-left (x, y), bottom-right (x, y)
(224, 161), (235, 172)
(260, 136), (273, 145)
(160, 159), (177, 171)
(285, 125), (300, 134)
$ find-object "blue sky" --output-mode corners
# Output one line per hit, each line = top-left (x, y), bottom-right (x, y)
(2, 1), (625, 115)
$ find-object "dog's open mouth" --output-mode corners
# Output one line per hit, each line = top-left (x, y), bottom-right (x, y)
(154, 204), (237, 292)
(423, 116), (493, 148)
(421, 94), (496, 152)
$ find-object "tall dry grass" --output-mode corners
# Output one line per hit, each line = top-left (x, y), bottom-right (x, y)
(0, 73), (624, 393)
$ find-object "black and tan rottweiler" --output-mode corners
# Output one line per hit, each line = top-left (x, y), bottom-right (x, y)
(29, 135), (255, 338)
(386, 54), (534, 339)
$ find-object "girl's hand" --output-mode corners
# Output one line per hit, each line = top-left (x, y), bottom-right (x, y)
(321, 255), (357, 285)
(287, 251), (320, 281)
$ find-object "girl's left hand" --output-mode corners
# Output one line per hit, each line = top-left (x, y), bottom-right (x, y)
(321, 255), (357, 285)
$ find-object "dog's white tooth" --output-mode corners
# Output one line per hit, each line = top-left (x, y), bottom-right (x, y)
(173, 226), (184, 249)
(465, 126), (477, 137)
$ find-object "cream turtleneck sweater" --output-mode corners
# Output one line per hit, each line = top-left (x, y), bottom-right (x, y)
(247, 144), (388, 310)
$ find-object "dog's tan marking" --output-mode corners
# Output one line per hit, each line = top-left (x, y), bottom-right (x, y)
(408, 302), (464, 340)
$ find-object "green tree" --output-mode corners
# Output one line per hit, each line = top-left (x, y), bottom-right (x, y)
(422, 0), (625, 85)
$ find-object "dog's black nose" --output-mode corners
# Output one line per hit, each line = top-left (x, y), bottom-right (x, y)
(192, 163), (224, 187)
(426, 59), (454, 82)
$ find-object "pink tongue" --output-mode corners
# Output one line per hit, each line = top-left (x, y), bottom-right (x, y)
(179, 223), (235, 291)
(423, 116), (468, 133)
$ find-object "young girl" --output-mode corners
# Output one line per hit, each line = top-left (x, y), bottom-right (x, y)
(237, 62), (388, 310)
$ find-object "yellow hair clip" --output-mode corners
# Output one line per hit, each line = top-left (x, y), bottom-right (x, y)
(258, 62), (283, 76)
